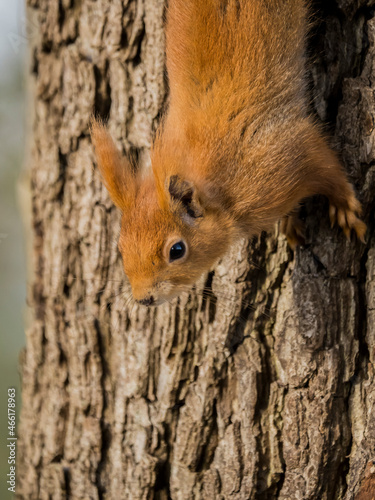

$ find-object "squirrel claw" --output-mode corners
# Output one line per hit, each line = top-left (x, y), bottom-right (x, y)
(329, 200), (367, 244)
(281, 213), (305, 250)
(329, 205), (337, 228)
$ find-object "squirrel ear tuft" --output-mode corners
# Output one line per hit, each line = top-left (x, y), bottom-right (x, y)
(90, 117), (136, 210)
(168, 175), (203, 220)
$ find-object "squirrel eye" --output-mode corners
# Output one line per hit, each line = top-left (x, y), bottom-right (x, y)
(169, 241), (186, 262)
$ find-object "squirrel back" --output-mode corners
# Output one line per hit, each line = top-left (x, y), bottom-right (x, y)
(91, 0), (366, 306)
(166, 0), (307, 103)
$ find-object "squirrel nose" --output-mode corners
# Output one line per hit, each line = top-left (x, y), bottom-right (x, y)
(138, 296), (155, 307)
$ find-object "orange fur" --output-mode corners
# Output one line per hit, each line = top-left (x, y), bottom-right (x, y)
(91, 0), (366, 305)
(90, 119), (137, 210)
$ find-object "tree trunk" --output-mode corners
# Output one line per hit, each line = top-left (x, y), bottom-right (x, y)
(17, 0), (375, 499)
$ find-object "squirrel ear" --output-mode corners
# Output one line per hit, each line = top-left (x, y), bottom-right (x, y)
(90, 118), (136, 210)
(168, 175), (203, 219)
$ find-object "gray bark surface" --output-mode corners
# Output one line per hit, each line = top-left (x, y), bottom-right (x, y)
(17, 0), (375, 499)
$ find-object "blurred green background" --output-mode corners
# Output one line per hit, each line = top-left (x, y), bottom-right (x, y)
(0, 0), (27, 498)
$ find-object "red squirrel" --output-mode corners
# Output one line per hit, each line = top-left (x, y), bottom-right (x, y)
(91, 0), (366, 306)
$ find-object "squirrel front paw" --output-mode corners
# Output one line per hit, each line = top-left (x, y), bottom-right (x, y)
(329, 193), (367, 243)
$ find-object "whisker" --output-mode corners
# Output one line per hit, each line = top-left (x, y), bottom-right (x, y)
(65, 276), (124, 283)
(169, 284), (272, 326)
(72, 285), (127, 308)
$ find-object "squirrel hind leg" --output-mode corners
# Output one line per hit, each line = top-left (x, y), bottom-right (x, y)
(281, 209), (305, 250)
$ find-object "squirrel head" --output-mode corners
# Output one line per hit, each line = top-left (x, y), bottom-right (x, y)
(91, 119), (232, 306)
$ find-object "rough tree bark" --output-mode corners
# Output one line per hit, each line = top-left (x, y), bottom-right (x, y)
(17, 0), (375, 499)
